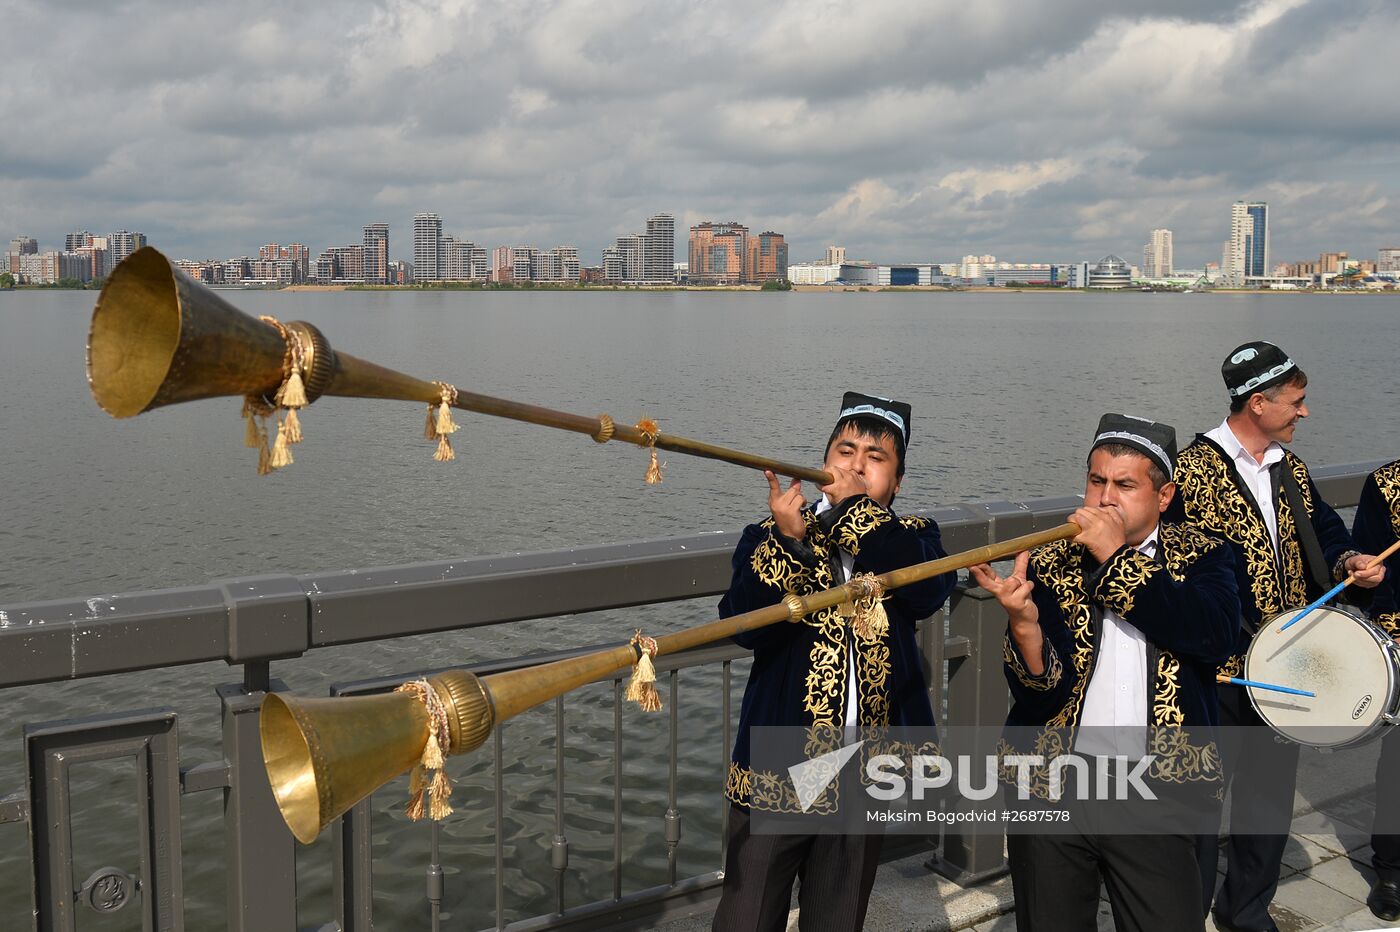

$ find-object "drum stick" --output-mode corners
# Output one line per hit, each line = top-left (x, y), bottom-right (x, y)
(1278, 538), (1400, 633)
(1216, 675), (1315, 698)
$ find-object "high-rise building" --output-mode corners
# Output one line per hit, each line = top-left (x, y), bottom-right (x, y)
(9, 236), (37, 255)
(511, 246), (538, 281)
(413, 213), (443, 282)
(644, 213), (675, 283)
(747, 232), (789, 283)
(1224, 202), (1268, 285)
(606, 213), (675, 284)
(363, 222), (389, 284)
(285, 244), (310, 282)
(109, 231), (147, 267)
(1142, 229), (1173, 278)
(491, 245), (513, 282)
(825, 246), (846, 266)
(616, 234), (645, 282)
(542, 246), (579, 282)
(1380, 247), (1400, 273)
(442, 237), (488, 281)
(65, 231), (92, 252)
(601, 247), (622, 283)
(87, 236), (112, 279)
(1318, 251), (1349, 273)
(688, 222), (749, 285)
(313, 246), (365, 282)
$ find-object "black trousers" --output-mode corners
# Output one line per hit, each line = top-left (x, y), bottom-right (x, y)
(1373, 722), (1400, 882)
(1197, 684), (1300, 931)
(1007, 828), (1204, 932)
(711, 802), (883, 932)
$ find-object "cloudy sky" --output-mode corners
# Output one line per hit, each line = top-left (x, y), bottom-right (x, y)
(2, 0), (1396, 268)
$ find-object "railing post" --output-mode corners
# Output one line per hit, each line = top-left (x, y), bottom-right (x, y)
(219, 680), (297, 932)
(934, 583), (1010, 885)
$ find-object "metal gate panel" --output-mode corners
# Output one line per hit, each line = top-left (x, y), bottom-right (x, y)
(26, 709), (183, 932)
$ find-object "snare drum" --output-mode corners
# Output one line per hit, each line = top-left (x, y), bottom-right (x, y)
(1244, 605), (1400, 749)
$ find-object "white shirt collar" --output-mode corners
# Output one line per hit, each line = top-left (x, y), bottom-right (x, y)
(1136, 526), (1160, 557)
(1212, 417), (1284, 470)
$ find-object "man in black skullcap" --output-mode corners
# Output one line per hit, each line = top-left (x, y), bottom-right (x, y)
(1167, 341), (1385, 931)
(711, 392), (957, 932)
(974, 414), (1240, 931)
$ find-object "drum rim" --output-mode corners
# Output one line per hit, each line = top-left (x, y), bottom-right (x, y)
(1243, 605), (1398, 749)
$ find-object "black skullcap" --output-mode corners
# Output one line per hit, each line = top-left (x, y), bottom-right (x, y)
(1222, 341), (1297, 398)
(1092, 413), (1176, 480)
(837, 391), (911, 448)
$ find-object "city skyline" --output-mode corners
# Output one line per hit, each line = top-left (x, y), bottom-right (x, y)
(1, 1), (1396, 269)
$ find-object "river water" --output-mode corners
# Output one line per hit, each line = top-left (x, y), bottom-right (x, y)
(1, 287), (1397, 928)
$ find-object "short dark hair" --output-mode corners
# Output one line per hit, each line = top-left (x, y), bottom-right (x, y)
(1088, 442), (1169, 491)
(825, 415), (906, 478)
(1229, 369), (1308, 414)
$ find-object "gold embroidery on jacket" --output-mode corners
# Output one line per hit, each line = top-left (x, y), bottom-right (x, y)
(1030, 541), (1094, 729)
(1375, 460), (1400, 540)
(1093, 549), (1159, 618)
(832, 497), (893, 555)
(1004, 632), (1065, 691)
(1370, 461), (1400, 637)
(1174, 443), (1287, 616)
(1154, 653), (1185, 727)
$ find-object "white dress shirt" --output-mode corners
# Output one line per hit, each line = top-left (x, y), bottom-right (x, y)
(1075, 529), (1159, 759)
(813, 496), (860, 729)
(1206, 418), (1285, 556)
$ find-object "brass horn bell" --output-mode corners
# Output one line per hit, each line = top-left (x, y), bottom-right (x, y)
(87, 246), (445, 417)
(260, 671), (494, 844)
(260, 642), (641, 843)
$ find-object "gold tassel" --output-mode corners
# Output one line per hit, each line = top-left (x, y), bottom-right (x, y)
(283, 407), (303, 444)
(405, 764), (427, 821)
(279, 369), (309, 408)
(433, 434), (455, 462)
(269, 420), (294, 469)
(436, 401), (459, 436)
(625, 633), (663, 711)
(637, 418), (663, 485)
(256, 421), (272, 476)
(852, 599), (889, 641)
(849, 574), (890, 641)
(424, 404), (439, 440)
(422, 732), (445, 770)
(428, 769), (454, 820)
(244, 412), (261, 449)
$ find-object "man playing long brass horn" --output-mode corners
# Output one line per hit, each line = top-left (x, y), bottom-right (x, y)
(710, 392), (956, 931)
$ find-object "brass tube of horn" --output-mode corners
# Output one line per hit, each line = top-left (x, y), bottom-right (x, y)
(261, 521), (1079, 843)
(88, 246), (831, 484)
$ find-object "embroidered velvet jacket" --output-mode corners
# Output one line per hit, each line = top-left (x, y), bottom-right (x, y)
(1000, 522), (1240, 795)
(1164, 435), (1359, 677)
(720, 495), (955, 812)
(1352, 460), (1400, 636)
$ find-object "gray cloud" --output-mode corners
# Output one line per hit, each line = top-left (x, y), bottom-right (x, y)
(1, 0), (1396, 268)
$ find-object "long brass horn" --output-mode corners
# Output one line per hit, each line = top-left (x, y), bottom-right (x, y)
(260, 521), (1080, 843)
(88, 247), (830, 483)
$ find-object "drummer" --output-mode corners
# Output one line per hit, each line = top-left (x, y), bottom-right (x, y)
(1351, 460), (1400, 921)
(1166, 340), (1385, 931)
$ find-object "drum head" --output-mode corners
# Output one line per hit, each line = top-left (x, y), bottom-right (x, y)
(1245, 606), (1396, 748)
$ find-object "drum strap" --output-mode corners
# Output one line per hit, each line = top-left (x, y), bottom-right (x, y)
(1274, 461), (1331, 598)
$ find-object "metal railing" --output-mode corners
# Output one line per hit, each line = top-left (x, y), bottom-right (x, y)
(0, 460), (1382, 931)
